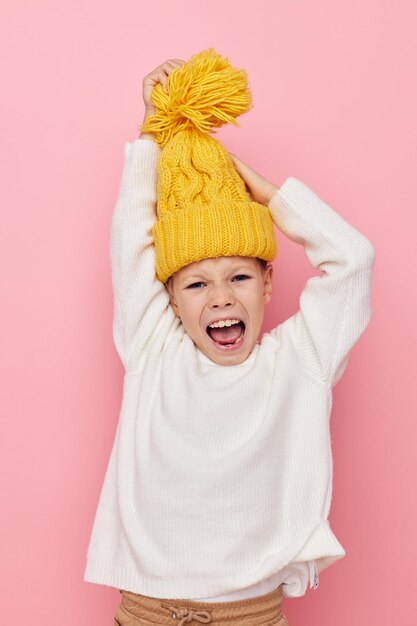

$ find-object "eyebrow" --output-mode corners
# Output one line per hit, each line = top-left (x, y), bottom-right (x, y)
(180, 265), (256, 284)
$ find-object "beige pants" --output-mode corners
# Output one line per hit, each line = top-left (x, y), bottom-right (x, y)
(114, 584), (288, 626)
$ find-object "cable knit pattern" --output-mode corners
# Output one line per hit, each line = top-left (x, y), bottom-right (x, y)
(83, 138), (375, 600)
(140, 49), (277, 283)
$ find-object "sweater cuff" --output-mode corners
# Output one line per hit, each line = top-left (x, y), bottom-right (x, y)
(268, 176), (322, 214)
(268, 176), (376, 256)
(125, 137), (162, 163)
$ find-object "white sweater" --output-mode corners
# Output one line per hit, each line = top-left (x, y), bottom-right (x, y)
(84, 138), (375, 600)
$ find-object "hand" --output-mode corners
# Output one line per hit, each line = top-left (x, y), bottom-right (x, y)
(139, 58), (186, 140)
(229, 153), (280, 206)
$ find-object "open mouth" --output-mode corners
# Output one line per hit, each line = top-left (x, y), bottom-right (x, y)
(206, 320), (246, 351)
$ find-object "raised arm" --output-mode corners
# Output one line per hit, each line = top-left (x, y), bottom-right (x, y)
(268, 177), (376, 387)
(110, 59), (187, 372)
(110, 138), (175, 372)
(229, 153), (375, 387)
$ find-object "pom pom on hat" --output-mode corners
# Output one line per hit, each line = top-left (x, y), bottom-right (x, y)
(139, 48), (277, 284)
(141, 48), (253, 148)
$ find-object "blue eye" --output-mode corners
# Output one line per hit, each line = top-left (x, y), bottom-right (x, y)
(186, 275), (250, 289)
(233, 274), (250, 281)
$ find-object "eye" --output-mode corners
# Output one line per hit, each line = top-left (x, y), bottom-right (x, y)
(233, 274), (250, 281)
(187, 282), (205, 289)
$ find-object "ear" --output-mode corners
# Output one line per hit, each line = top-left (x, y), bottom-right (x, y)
(263, 263), (273, 304)
(166, 278), (180, 317)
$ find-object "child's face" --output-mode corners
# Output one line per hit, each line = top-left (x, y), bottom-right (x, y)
(166, 256), (273, 366)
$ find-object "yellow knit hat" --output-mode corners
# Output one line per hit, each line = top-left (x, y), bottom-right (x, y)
(139, 48), (277, 284)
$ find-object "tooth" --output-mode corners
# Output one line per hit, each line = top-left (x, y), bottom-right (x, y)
(209, 319), (240, 328)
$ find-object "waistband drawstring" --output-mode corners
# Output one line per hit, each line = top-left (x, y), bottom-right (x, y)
(160, 602), (212, 625)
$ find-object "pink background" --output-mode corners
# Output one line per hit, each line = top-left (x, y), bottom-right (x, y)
(1, 1), (415, 624)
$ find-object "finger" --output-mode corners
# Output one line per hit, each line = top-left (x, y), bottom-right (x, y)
(160, 60), (184, 76)
(159, 70), (168, 92)
(160, 62), (183, 92)
(166, 59), (186, 66)
(234, 157), (262, 180)
(149, 69), (169, 92)
(145, 59), (185, 88)
(230, 154), (248, 175)
(146, 60), (176, 80)
(229, 153), (245, 166)
(163, 60), (186, 90)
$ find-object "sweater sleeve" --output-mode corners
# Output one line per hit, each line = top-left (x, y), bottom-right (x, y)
(109, 138), (176, 372)
(268, 177), (376, 387)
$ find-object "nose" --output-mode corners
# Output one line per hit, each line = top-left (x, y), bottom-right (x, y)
(209, 284), (235, 309)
